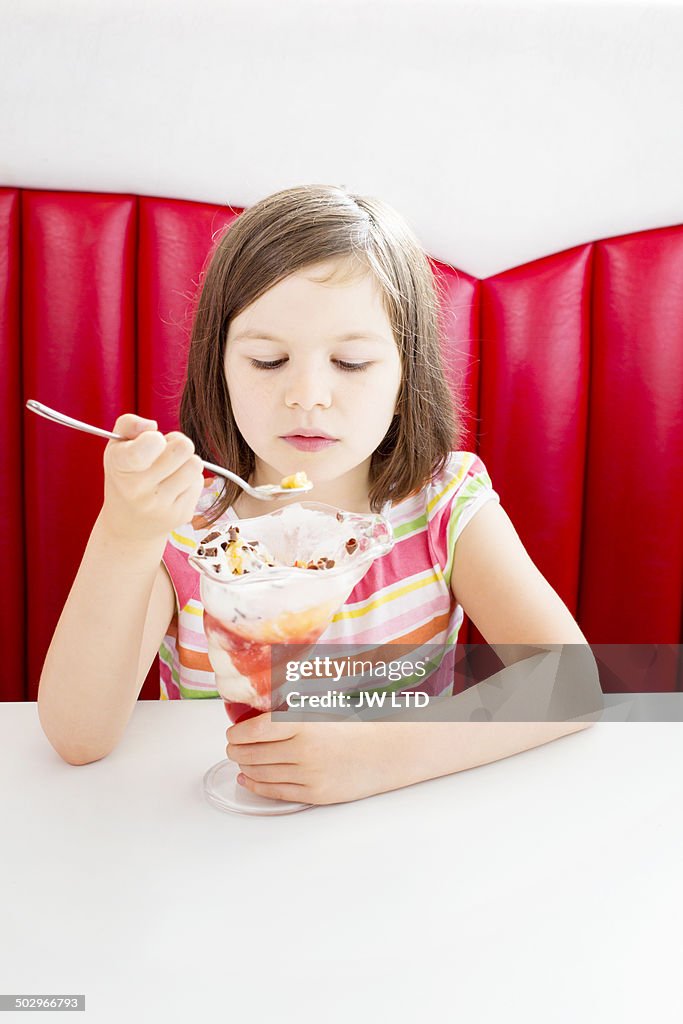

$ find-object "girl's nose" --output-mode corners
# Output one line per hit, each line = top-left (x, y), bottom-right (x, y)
(284, 369), (332, 411)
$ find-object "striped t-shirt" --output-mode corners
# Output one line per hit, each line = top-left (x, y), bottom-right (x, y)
(158, 451), (500, 701)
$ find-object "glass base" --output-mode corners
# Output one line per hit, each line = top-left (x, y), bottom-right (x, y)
(203, 759), (316, 816)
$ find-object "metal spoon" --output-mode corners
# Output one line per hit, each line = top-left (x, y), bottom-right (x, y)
(25, 400), (314, 501)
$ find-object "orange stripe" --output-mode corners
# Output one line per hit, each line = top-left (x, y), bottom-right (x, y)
(324, 612), (452, 674)
(177, 643), (214, 671)
(358, 611), (451, 664)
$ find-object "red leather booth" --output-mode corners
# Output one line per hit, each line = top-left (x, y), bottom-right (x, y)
(1, 188), (681, 701)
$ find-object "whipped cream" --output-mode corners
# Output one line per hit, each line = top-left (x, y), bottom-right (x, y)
(193, 513), (359, 580)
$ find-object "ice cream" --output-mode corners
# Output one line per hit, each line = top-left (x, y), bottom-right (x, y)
(195, 526), (277, 577)
(193, 509), (361, 581)
(280, 471), (310, 489)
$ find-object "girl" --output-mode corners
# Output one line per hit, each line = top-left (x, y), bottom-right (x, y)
(38, 184), (601, 800)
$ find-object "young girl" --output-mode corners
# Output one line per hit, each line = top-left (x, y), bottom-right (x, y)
(38, 183), (600, 801)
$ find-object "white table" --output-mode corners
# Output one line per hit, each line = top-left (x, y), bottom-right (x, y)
(2, 697), (683, 1023)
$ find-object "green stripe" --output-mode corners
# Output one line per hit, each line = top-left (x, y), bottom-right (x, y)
(178, 681), (220, 699)
(392, 512), (427, 539)
(158, 641), (180, 686)
(444, 473), (494, 589)
(159, 640), (219, 699)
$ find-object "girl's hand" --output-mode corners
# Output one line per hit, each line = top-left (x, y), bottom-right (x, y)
(225, 713), (415, 806)
(101, 414), (205, 544)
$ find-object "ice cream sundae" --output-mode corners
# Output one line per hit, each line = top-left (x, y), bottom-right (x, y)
(188, 503), (394, 723)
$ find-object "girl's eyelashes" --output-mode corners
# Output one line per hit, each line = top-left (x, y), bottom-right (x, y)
(248, 358), (370, 373)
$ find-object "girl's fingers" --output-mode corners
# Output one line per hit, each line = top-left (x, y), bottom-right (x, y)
(226, 741), (297, 765)
(237, 774), (310, 804)
(226, 716), (298, 745)
(238, 763), (305, 783)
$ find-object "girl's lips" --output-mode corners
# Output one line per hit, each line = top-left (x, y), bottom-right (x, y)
(282, 435), (338, 452)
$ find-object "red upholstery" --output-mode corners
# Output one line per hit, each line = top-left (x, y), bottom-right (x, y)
(1, 187), (681, 701)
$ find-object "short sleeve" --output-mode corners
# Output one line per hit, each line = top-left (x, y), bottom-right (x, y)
(427, 452), (501, 590)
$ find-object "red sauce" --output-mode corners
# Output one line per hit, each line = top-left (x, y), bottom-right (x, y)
(204, 610), (324, 721)
(223, 701), (262, 725)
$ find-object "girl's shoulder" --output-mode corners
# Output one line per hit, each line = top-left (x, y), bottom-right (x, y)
(422, 452), (501, 585)
(425, 450), (497, 513)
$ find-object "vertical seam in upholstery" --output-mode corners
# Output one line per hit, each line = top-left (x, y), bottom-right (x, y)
(19, 190), (27, 700)
(134, 194), (140, 418)
(575, 243), (596, 635)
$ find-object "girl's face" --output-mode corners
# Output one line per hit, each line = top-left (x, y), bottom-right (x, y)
(224, 258), (402, 510)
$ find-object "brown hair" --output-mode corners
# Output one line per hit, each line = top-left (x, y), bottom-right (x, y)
(179, 183), (466, 525)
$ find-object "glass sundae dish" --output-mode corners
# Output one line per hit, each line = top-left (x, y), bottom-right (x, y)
(189, 501), (394, 815)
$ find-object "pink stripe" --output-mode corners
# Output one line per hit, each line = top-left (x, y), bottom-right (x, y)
(163, 540), (200, 610)
(430, 503), (450, 569)
(429, 459), (483, 565)
(177, 625), (208, 647)
(159, 659), (181, 700)
(335, 596), (452, 646)
(348, 528), (432, 603)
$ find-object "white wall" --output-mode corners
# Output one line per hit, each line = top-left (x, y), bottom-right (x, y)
(2, 0), (682, 277)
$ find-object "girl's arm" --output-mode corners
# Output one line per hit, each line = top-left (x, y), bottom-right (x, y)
(37, 512), (175, 765)
(376, 498), (602, 781)
(449, 499), (590, 662)
(37, 413), (204, 766)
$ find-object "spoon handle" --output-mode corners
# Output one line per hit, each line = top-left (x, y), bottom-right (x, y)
(26, 399), (269, 499)
(26, 400), (123, 441)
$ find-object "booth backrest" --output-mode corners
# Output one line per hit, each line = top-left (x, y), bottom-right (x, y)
(1, 188), (681, 701)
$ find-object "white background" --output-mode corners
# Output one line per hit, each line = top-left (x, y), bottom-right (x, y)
(1, 0), (682, 276)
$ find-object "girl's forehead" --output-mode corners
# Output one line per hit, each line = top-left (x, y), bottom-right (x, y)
(303, 255), (370, 284)
(229, 263), (391, 334)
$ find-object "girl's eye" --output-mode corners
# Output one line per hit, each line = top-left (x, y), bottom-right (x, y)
(248, 358), (370, 372)
(249, 358), (286, 370)
(335, 360), (370, 373)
